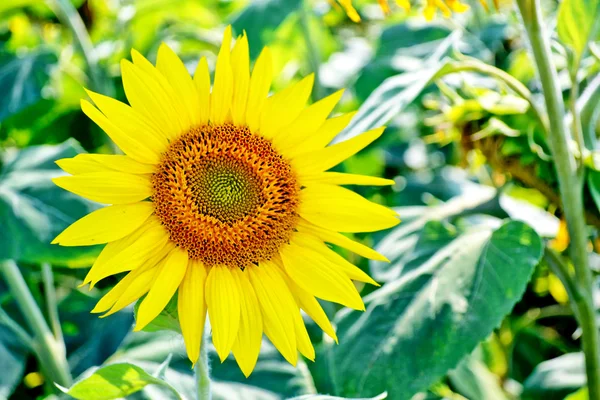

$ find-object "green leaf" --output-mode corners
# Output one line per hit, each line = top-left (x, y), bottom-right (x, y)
(0, 140), (102, 267)
(330, 221), (543, 399)
(354, 22), (491, 101)
(0, 48), (57, 122)
(522, 353), (585, 400)
(337, 31), (460, 143)
(557, 0), (600, 63)
(231, 0), (302, 60)
(0, 327), (28, 399)
(61, 363), (182, 400)
(133, 295), (181, 334)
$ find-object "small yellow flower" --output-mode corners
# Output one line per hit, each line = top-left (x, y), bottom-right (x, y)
(338, 0), (498, 21)
(52, 26), (399, 376)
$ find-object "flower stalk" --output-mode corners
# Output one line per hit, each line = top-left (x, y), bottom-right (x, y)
(515, 0), (600, 397)
(195, 331), (211, 400)
(0, 259), (72, 388)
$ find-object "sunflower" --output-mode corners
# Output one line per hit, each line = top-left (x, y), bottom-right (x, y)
(52, 26), (399, 376)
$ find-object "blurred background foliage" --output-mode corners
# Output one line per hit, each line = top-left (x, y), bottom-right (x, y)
(1, 0), (599, 399)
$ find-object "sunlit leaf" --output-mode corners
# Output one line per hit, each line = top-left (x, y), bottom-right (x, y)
(557, 0), (600, 63)
(60, 363), (182, 400)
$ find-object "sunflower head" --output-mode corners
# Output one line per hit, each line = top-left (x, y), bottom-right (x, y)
(52, 25), (399, 376)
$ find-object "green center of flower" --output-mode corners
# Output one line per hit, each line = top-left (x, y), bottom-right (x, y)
(189, 160), (262, 223)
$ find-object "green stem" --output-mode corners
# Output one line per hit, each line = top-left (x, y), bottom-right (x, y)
(298, 1), (323, 101)
(41, 263), (64, 345)
(0, 260), (72, 388)
(516, 0), (600, 397)
(195, 331), (211, 400)
(569, 72), (586, 161)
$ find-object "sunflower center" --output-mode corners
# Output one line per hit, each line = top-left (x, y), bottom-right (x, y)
(189, 157), (262, 223)
(151, 124), (300, 268)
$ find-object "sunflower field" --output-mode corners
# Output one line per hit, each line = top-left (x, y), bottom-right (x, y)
(2, 0), (600, 399)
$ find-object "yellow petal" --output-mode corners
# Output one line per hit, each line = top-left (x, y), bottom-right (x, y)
(206, 266), (241, 361)
(100, 253), (166, 318)
(135, 247), (189, 330)
(300, 183), (399, 233)
(211, 26), (233, 125)
(91, 269), (140, 313)
(290, 112), (356, 157)
(297, 219), (388, 262)
(81, 99), (161, 165)
(280, 233), (365, 310)
(83, 218), (170, 287)
(85, 89), (168, 152)
(283, 274), (337, 342)
(52, 202), (155, 246)
(193, 57), (211, 125)
(178, 259), (208, 366)
(100, 262), (161, 317)
(56, 154), (156, 175)
(231, 33), (250, 126)
(293, 126), (385, 175)
(274, 89), (344, 152)
(260, 74), (314, 139)
(294, 312), (315, 361)
(248, 261), (298, 365)
(246, 47), (273, 132)
(156, 43), (201, 127)
(120, 59), (181, 141)
(339, 0), (361, 21)
(300, 237), (379, 286)
(231, 268), (263, 377)
(52, 171), (152, 205)
(130, 50), (191, 133)
(302, 172), (395, 186)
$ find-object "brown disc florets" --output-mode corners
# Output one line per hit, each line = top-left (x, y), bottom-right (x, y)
(151, 124), (300, 268)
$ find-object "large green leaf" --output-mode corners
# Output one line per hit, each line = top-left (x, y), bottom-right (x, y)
(329, 221), (543, 399)
(557, 0), (600, 63)
(0, 48), (57, 122)
(0, 140), (101, 266)
(0, 327), (28, 399)
(522, 353), (585, 400)
(231, 0), (302, 60)
(60, 363), (181, 400)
